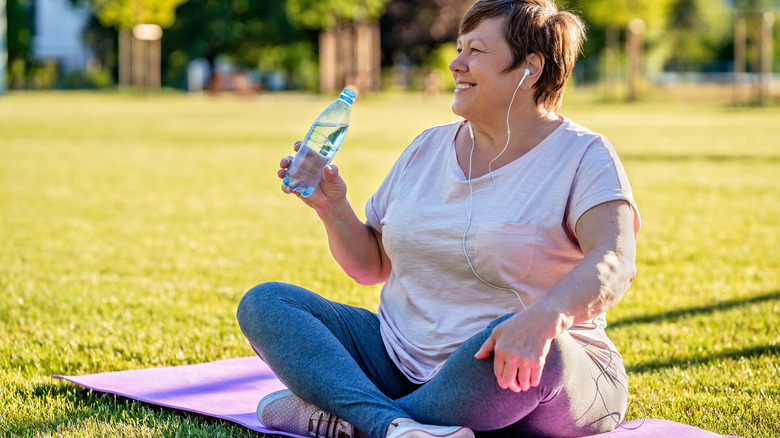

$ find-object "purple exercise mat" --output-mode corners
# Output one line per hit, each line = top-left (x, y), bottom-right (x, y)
(54, 356), (739, 437)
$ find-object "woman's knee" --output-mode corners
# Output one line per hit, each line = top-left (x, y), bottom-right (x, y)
(236, 282), (291, 332)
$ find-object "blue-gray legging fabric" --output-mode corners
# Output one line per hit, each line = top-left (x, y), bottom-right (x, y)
(237, 282), (628, 438)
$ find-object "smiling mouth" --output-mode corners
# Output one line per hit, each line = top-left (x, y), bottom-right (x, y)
(456, 83), (475, 90)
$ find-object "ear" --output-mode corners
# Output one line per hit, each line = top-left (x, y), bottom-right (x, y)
(521, 53), (545, 88)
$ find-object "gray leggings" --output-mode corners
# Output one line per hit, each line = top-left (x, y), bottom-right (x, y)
(236, 282), (628, 438)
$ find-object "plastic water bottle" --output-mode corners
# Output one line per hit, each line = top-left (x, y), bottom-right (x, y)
(283, 88), (357, 197)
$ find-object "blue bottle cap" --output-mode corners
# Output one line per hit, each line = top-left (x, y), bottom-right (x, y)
(339, 88), (357, 105)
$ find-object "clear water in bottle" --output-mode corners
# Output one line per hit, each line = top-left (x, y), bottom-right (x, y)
(283, 123), (347, 197)
(283, 89), (355, 197)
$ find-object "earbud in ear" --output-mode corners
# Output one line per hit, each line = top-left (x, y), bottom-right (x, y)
(518, 68), (531, 87)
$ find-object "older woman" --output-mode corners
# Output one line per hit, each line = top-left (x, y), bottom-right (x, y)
(237, 1), (640, 437)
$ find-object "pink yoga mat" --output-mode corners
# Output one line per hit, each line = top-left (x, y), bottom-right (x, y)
(54, 356), (739, 437)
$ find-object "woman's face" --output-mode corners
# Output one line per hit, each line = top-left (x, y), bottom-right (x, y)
(449, 16), (521, 123)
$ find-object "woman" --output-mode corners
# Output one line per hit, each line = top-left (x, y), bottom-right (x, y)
(237, 1), (640, 437)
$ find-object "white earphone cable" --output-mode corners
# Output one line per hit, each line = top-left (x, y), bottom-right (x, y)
(461, 68), (645, 431)
(462, 69), (530, 310)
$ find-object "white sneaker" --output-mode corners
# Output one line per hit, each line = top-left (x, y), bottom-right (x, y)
(386, 419), (475, 438)
(257, 389), (354, 438)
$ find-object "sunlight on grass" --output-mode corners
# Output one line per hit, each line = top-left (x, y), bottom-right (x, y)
(1, 88), (778, 437)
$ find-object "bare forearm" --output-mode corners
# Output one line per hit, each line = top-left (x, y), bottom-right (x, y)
(317, 198), (390, 285)
(532, 245), (636, 338)
(531, 201), (638, 338)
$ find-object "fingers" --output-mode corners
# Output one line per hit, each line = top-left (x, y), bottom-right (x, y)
(494, 358), (537, 393)
(278, 140), (300, 177)
(515, 365), (531, 392)
(529, 365), (543, 388)
(280, 182), (298, 196)
(279, 155), (293, 170)
(474, 336), (496, 360)
(323, 164), (338, 180)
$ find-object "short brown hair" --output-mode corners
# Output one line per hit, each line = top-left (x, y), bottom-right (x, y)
(459, 0), (586, 112)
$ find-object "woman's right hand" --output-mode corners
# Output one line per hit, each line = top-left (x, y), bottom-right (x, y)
(278, 141), (348, 213)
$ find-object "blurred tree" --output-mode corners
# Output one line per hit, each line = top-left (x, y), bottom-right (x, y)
(665, 0), (731, 68)
(71, 0), (187, 89)
(575, 0), (673, 29)
(285, 0), (386, 29)
(162, 0), (315, 90)
(380, 0), (471, 66)
(89, 0), (185, 29)
(568, 0), (674, 93)
(734, 0), (779, 12)
(5, 0), (35, 89)
(284, 0), (388, 93)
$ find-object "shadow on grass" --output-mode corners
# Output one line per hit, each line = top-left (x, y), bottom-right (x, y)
(627, 344), (780, 374)
(610, 290), (780, 329)
(621, 154), (780, 163)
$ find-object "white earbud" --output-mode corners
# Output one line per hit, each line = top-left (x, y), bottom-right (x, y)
(520, 68), (530, 87)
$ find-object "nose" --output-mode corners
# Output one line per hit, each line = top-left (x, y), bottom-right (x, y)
(449, 51), (467, 74)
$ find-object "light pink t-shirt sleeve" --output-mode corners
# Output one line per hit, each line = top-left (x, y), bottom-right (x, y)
(566, 136), (641, 241)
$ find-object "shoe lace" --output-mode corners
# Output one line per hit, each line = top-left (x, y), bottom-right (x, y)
(309, 411), (351, 438)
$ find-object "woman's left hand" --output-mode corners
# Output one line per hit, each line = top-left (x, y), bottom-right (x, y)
(474, 312), (556, 392)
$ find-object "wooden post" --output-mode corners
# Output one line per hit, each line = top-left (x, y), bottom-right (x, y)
(339, 24), (355, 89)
(132, 34), (145, 89)
(320, 28), (338, 94)
(119, 29), (132, 88)
(759, 12), (774, 104)
(321, 21), (381, 94)
(734, 14), (747, 104)
(372, 23), (381, 92)
(626, 18), (645, 102)
(355, 22), (372, 93)
(148, 38), (161, 90)
(132, 24), (163, 91)
(604, 25), (620, 100)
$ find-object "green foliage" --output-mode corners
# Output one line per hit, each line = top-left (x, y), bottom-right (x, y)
(256, 42), (320, 90)
(733, 0), (780, 12)
(6, 0), (34, 61)
(285, 0), (387, 29)
(379, 0), (473, 66)
(162, 0), (310, 87)
(665, 0), (731, 64)
(5, 0), (36, 88)
(62, 68), (114, 89)
(90, 0), (188, 30)
(0, 89), (779, 437)
(571, 0), (675, 28)
(423, 43), (458, 90)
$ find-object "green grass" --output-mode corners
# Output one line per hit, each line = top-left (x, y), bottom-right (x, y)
(1, 87), (778, 437)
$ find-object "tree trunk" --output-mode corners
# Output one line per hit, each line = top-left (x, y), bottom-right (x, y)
(758, 12), (774, 104)
(119, 29), (132, 88)
(320, 28), (338, 94)
(626, 19), (645, 102)
(734, 15), (747, 104)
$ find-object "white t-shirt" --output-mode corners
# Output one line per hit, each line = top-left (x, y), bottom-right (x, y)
(365, 117), (640, 383)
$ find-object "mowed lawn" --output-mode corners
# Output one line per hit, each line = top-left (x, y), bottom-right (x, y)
(1, 88), (778, 437)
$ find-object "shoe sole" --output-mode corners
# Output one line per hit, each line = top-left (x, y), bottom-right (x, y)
(389, 424), (475, 438)
(256, 388), (294, 426)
